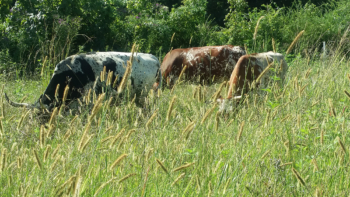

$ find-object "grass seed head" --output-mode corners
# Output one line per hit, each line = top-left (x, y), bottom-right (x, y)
(33, 149), (42, 170)
(172, 173), (185, 186)
(253, 16), (265, 40)
(201, 104), (217, 125)
(118, 173), (137, 183)
(166, 96), (177, 122)
(286, 30), (305, 55)
(1, 148), (7, 172)
(292, 168), (306, 186)
(109, 153), (128, 171)
(236, 121), (245, 142)
(43, 145), (51, 162)
(146, 109), (159, 129)
(156, 159), (169, 174)
(173, 162), (195, 172)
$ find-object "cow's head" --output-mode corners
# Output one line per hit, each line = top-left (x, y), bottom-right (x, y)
(5, 54), (99, 111)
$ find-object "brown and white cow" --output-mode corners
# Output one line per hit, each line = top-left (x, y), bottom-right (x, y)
(219, 52), (288, 111)
(155, 45), (246, 88)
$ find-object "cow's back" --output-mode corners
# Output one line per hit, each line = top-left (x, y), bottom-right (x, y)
(160, 45), (245, 86)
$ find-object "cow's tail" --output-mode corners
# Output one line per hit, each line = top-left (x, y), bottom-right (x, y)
(4, 93), (35, 109)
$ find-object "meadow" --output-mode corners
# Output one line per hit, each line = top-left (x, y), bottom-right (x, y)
(2, 0), (350, 196)
(1, 37), (350, 197)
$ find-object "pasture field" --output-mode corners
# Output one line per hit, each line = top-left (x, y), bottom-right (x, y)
(1, 49), (350, 196)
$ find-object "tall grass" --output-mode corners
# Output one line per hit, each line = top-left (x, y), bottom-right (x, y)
(1, 39), (350, 196)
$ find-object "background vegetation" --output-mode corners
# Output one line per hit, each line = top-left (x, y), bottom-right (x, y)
(1, 0), (350, 196)
(1, 0), (350, 74)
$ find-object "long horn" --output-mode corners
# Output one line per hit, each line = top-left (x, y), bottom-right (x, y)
(4, 93), (35, 109)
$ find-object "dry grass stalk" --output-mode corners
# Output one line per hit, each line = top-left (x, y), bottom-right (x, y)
(193, 86), (198, 99)
(253, 16), (265, 40)
(80, 134), (95, 153)
(43, 145), (51, 162)
(117, 136), (126, 150)
(146, 109), (159, 129)
(118, 44), (136, 94)
(78, 122), (91, 151)
(73, 168), (83, 197)
(312, 158), (319, 173)
(211, 81), (226, 102)
(63, 129), (72, 141)
(208, 181), (212, 197)
(251, 58), (273, 89)
(320, 130), (324, 145)
(260, 150), (271, 160)
(112, 74), (119, 88)
(172, 173), (185, 186)
(70, 115), (79, 127)
(100, 66), (106, 82)
(62, 85), (69, 104)
(171, 33), (176, 44)
(171, 66), (187, 94)
(315, 187), (322, 197)
(109, 153), (128, 171)
(328, 99), (336, 117)
(284, 140), (290, 155)
(54, 84), (60, 102)
(264, 109), (270, 127)
(93, 177), (117, 197)
(182, 121), (195, 137)
(48, 107), (58, 126)
(166, 96), (177, 121)
(0, 148), (7, 172)
(101, 136), (114, 144)
(173, 162), (195, 172)
(304, 68), (312, 79)
(46, 124), (55, 137)
(56, 175), (76, 196)
(299, 83), (308, 97)
(292, 168), (306, 186)
(0, 119), (3, 137)
(279, 162), (293, 167)
(40, 125), (45, 148)
(51, 144), (61, 159)
(197, 85), (202, 102)
(126, 129), (136, 140)
(17, 110), (30, 130)
(156, 159), (169, 174)
(50, 157), (60, 173)
(19, 95), (27, 103)
(118, 173), (137, 183)
(109, 128), (126, 148)
(201, 104), (217, 125)
(40, 56), (48, 77)
(272, 38), (276, 53)
(227, 119), (235, 127)
(286, 30), (305, 55)
(17, 156), (22, 169)
(344, 90), (350, 101)
(236, 121), (245, 142)
(215, 111), (220, 131)
(86, 89), (92, 105)
(281, 115), (290, 122)
(336, 137), (346, 153)
(33, 149), (42, 170)
(91, 93), (106, 117)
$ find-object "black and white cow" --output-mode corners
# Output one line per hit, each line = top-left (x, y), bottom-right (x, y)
(5, 52), (161, 111)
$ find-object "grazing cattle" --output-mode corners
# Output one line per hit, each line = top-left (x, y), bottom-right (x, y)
(5, 52), (161, 111)
(155, 45), (246, 88)
(218, 52), (288, 111)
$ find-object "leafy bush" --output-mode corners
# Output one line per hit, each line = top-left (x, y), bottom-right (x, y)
(223, 0), (350, 55)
